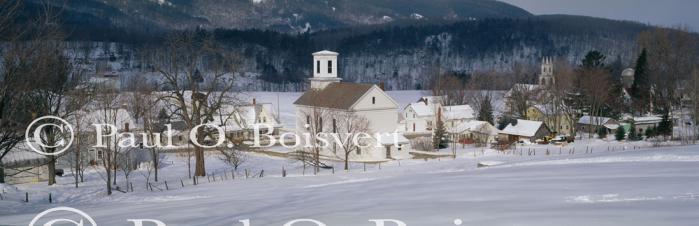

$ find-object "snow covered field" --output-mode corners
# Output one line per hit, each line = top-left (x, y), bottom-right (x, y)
(1, 144), (698, 226)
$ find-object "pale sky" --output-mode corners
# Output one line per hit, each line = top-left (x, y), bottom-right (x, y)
(500, 0), (699, 31)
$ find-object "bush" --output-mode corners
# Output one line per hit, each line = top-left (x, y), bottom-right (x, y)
(615, 126), (626, 141)
(645, 127), (656, 139)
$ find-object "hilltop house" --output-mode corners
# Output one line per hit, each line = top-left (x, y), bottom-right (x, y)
(294, 50), (410, 161)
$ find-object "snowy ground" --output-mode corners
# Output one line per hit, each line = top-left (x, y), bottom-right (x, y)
(1, 143), (698, 225)
(1, 91), (697, 225)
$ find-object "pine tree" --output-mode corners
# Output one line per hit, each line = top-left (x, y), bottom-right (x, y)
(477, 96), (494, 124)
(628, 123), (640, 141)
(631, 49), (650, 113)
(615, 126), (626, 141)
(657, 111), (673, 137)
(432, 119), (448, 149)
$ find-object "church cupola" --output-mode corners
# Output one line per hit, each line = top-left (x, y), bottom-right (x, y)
(309, 50), (342, 89)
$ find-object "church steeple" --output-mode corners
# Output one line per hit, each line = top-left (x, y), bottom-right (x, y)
(309, 50), (342, 90)
(538, 57), (555, 87)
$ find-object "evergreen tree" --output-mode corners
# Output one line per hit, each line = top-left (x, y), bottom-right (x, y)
(631, 49), (650, 113)
(615, 126), (626, 141)
(628, 123), (640, 141)
(582, 50), (607, 69)
(657, 111), (673, 137)
(497, 115), (517, 130)
(477, 96), (494, 124)
(432, 119), (448, 149)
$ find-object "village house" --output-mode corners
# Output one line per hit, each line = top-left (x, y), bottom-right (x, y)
(402, 96), (475, 135)
(218, 99), (282, 141)
(402, 96), (444, 134)
(631, 116), (662, 134)
(499, 119), (551, 143)
(526, 105), (573, 135)
(294, 50), (410, 161)
(576, 116), (620, 135)
(447, 120), (499, 146)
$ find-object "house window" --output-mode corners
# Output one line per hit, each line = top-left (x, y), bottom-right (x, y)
(332, 119), (337, 133)
(319, 118), (323, 132)
(372, 97), (376, 104)
(397, 145), (402, 151)
(97, 150), (104, 160)
(316, 60), (320, 74)
(356, 147), (361, 155)
(328, 60), (333, 73)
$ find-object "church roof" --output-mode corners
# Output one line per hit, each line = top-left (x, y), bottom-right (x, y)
(293, 82), (375, 110)
(312, 50), (339, 56)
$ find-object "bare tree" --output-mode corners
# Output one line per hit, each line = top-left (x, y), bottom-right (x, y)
(579, 68), (612, 137)
(332, 111), (371, 171)
(151, 30), (239, 177)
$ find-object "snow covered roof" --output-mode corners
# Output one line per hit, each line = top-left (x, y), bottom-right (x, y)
(448, 120), (499, 135)
(408, 103), (434, 117)
(70, 108), (139, 132)
(500, 119), (544, 137)
(376, 133), (410, 145)
(578, 116), (617, 125)
(634, 116), (662, 124)
(312, 50), (339, 56)
(442, 105), (474, 120)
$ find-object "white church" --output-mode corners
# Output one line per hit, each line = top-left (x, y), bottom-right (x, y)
(293, 50), (411, 161)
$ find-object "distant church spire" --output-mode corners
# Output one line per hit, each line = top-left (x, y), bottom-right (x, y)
(538, 57), (555, 87)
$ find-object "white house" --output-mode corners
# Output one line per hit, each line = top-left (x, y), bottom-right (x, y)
(402, 96), (474, 135)
(293, 50), (410, 161)
(218, 99), (282, 140)
(403, 100), (438, 134)
(442, 105), (475, 130)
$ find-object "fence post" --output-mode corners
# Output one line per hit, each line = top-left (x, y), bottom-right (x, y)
(165, 181), (169, 190)
(282, 167), (287, 177)
(181, 179), (185, 188)
(25, 192), (28, 202)
(130, 182), (134, 192)
(332, 167), (335, 174)
(49, 193), (52, 203)
(245, 169), (249, 179)
(363, 163), (366, 172)
(260, 170), (264, 178)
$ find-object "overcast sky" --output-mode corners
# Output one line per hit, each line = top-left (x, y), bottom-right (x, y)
(500, 0), (699, 31)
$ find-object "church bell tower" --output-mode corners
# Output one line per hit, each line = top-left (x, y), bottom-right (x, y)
(309, 50), (342, 90)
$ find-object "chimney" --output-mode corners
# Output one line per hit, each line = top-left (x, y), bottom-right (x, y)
(124, 122), (130, 132)
(379, 82), (385, 91)
(252, 98), (256, 105)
